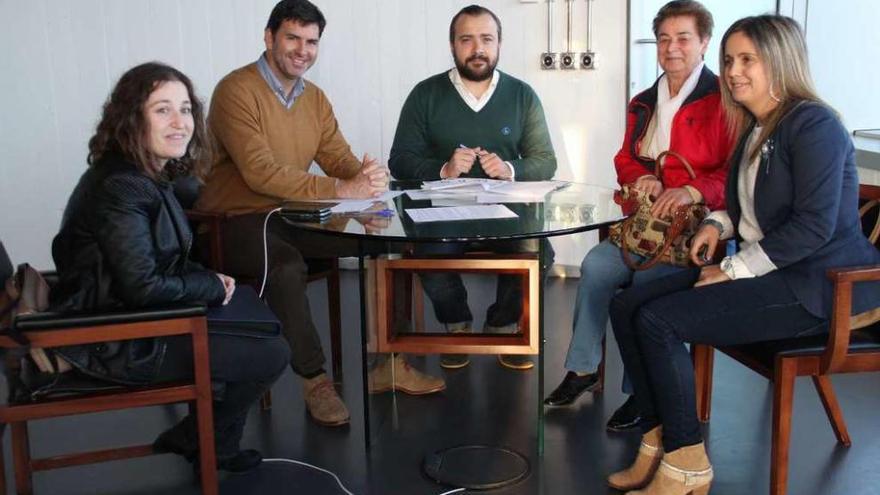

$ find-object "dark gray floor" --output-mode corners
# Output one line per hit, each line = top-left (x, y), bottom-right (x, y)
(3, 272), (880, 494)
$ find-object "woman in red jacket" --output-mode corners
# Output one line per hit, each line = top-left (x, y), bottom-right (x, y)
(545, 0), (732, 431)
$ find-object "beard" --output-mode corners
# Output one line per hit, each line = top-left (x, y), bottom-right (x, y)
(454, 53), (498, 82)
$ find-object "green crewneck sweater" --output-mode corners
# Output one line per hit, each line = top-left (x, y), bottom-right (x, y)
(389, 70), (556, 181)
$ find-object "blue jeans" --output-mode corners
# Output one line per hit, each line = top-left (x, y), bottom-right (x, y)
(416, 239), (554, 328)
(610, 268), (826, 452)
(564, 240), (681, 393)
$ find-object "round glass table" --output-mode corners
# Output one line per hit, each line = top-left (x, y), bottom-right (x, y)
(282, 180), (624, 488)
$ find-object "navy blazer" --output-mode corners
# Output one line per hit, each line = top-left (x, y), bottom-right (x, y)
(727, 101), (880, 319)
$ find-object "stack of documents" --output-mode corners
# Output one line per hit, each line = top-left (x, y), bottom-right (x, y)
(406, 204), (517, 223)
(406, 178), (568, 203)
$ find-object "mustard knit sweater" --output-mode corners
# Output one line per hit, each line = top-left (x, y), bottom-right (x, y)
(197, 63), (361, 214)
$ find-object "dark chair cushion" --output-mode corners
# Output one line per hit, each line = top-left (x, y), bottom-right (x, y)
(720, 322), (880, 369)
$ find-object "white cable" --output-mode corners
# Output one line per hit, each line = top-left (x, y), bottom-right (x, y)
(263, 457), (466, 495)
(259, 207), (282, 298)
(264, 458), (355, 495)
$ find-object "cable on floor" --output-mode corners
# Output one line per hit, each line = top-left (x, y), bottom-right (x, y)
(263, 458), (466, 495)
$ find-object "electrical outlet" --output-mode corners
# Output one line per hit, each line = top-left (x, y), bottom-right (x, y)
(580, 51), (596, 70)
(561, 52), (577, 70)
(541, 52), (558, 70)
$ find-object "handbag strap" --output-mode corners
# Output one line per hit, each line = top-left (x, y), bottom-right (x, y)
(619, 205), (691, 271)
(655, 150), (698, 182)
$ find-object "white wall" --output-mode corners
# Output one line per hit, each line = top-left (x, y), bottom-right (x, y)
(0, 0), (628, 269)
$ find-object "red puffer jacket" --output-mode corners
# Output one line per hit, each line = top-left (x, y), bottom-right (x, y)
(614, 66), (733, 211)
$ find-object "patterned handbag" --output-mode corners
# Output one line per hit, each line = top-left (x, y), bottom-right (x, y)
(608, 151), (709, 271)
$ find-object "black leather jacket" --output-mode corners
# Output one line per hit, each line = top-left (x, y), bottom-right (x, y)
(51, 152), (224, 384)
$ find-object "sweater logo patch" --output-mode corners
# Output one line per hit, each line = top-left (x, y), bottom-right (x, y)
(501, 126), (512, 136)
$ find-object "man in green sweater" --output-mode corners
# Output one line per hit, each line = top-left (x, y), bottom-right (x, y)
(389, 5), (557, 370)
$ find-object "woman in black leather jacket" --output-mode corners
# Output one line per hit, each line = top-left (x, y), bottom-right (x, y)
(51, 62), (290, 473)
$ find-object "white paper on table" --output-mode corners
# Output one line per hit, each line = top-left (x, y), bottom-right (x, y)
(313, 190), (405, 213)
(477, 181), (568, 201)
(329, 200), (373, 213)
(430, 197), (479, 207)
(420, 178), (508, 191)
(405, 189), (477, 201)
(406, 204), (517, 223)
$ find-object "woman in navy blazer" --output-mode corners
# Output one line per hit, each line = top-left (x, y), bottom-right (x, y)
(605, 15), (880, 495)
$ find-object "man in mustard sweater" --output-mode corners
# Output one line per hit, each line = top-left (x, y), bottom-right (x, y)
(198, 0), (444, 427)
(389, 5), (556, 371)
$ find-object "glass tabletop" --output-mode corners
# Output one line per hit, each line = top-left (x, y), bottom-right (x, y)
(281, 180), (624, 242)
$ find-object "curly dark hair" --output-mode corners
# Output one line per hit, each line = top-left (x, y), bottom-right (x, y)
(87, 62), (210, 179)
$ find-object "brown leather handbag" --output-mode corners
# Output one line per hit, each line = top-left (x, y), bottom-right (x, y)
(608, 151), (709, 271)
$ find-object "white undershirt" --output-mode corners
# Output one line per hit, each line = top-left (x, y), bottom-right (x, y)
(706, 126), (778, 278)
(643, 62), (705, 160)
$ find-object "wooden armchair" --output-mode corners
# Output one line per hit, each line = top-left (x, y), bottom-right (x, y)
(691, 184), (880, 495)
(0, 243), (218, 495)
(173, 178), (342, 385)
(184, 209), (343, 384)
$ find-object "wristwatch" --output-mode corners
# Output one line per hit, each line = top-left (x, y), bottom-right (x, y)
(700, 218), (724, 235)
(720, 256), (736, 280)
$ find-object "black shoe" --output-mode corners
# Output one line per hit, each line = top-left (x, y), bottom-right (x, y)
(218, 449), (263, 473)
(153, 421), (197, 461)
(606, 395), (644, 432)
(543, 371), (600, 406)
(193, 449), (264, 475)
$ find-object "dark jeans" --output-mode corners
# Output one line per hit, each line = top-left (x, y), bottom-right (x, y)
(155, 332), (290, 457)
(414, 239), (554, 328)
(220, 214), (361, 377)
(610, 268), (826, 453)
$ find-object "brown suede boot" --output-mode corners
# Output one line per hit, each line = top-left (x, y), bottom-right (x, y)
(302, 373), (350, 426)
(629, 442), (713, 495)
(608, 426), (663, 491)
(368, 354), (446, 395)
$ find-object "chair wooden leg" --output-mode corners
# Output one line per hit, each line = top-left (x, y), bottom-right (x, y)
(771, 358), (796, 495)
(596, 337), (606, 393)
(413, 274), (425, 333)
(260, 391), (273, 411)
(0, 426), (7, 495)
(327, 264), (343, 383)
(192, 321), (218, 495)
(691, 344), (714, 422)
(811, 375), (852, 446)
(10, 422), (32, 495)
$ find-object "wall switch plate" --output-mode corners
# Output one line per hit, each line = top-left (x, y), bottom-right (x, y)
(540, 52), (558, 70)
(580, 51), (597, 70)
(560, 52), (577, 70)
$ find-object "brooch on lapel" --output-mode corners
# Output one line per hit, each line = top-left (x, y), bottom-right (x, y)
(760, 139), (775, 160)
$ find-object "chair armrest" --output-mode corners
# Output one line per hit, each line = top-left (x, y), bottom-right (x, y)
(821, 264), (880, 373)
(826, 265), (880, 283)
(14, 304), (206, 331)
(2, 304), (208, 349)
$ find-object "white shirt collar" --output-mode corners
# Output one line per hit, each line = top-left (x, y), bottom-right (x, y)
(448, 68), (500, 112)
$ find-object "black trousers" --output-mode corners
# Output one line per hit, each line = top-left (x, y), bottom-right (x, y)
(155, 332), (290, 456)
(610, 268), (826, 452)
